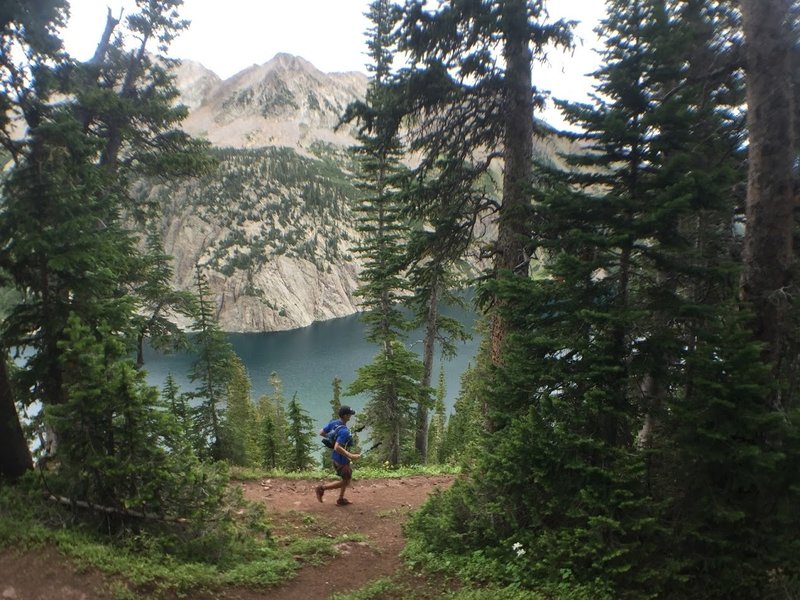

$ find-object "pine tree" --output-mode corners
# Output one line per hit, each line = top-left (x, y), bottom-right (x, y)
(396, 0), (573, 375)
(739, 0), (797, 403)
(219, 356), (257, 466)
(254, 372), (290, 469)
(330, 376), (343, 417)
(404, 221), (471, 462)
(187, 265), (235, 461)
(407, 1), (800, 595)
(343, 0), (426, 466)
(426, 366), (447, 464)
(285, 393), (315, 471)
(0, 0), (211, 472)
(321, 376), (344, 469)
(132, 228), (195, 368)
(46, 314), (225, 520)
(161, 372), (192, 448)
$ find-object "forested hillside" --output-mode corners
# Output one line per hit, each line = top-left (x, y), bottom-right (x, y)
(142, 144), (365, 331)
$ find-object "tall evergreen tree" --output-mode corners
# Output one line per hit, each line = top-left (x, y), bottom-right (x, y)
(426, 366), (447, 464)
(132, 228), (195, 368)
(187, 265), (235, 461)
(219, 355), (257, 466)
(285, 393), (315, 471)
(46, 314), (224, 520)
(404, 209), (471, 462)
(0, 0), (210, 469)
(739, 0), (797, 405)
(343, 0), (427, 466)
(254, 372), (290, 469)
(409, 1), (800, 596)
(397, 0), (573, 379)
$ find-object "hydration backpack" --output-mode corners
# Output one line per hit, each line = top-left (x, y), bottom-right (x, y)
(322, 424), (344, 449)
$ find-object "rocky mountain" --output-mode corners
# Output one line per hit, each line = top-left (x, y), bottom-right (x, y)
(177, 53), (367, 151)
(148, 54), (370, 332)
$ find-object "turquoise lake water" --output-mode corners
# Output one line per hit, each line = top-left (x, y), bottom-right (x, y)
(142, 303), (482, 431)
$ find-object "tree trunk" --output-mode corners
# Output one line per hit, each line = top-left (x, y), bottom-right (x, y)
(415, 282), (439, 462)
(490, 0), (535, 368)
(0, 356), (33, 480)
(739, 0), (796, 387)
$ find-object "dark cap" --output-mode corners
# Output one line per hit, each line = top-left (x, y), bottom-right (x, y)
(338, 405), (356, 417)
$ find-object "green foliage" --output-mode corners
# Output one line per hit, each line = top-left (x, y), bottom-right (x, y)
(46, 316), (228, 520)
(342, 0), (430, 467)
(439, 357), (487, 467)
(285, 393), (315, 471)
(403, 2), (800, 598)
(348, 342), (429, 466)
(132, 228), (195, 366)
(187, 265), (236, 460)
(253, 372), (291, 469)
(651, 307), (800, 597)
(0, 474), (299, 597)
(426, 368), (447, 463)
(219, 355), (259, 466)
(404, 482), (613, 599)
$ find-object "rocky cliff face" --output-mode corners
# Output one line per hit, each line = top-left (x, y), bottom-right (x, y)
(147, 144), (364, 332)
(179, 53), (367, 151)
(149, 54), (369, 332)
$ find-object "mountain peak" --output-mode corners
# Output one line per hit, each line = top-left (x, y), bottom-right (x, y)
(267, 52), (317, 72)
(176, 52), (368, 151)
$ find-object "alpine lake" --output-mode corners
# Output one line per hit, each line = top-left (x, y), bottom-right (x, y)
(143, 297), (482, 434)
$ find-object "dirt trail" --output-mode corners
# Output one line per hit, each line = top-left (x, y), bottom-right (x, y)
(0, 474), (454, 600)
(235, 474), (454, 599)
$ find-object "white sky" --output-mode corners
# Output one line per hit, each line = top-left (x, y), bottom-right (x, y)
(62, 0), (606, 130)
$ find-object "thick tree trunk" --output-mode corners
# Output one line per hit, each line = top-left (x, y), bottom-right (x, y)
(490, 0), (534, 369)
(0, 356), (33, 480)
(740, 0), (796, 385)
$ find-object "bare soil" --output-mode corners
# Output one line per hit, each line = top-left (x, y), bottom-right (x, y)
(0, 474), (454, 600)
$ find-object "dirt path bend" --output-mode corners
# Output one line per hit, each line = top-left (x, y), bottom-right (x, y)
(0, 475), (454, 600)
(237, 474), (455, 599)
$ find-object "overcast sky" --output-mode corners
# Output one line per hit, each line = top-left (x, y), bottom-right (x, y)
(61, 0), (607, 130)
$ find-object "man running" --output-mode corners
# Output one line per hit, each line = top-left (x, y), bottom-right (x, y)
(316, 405), (361, 506)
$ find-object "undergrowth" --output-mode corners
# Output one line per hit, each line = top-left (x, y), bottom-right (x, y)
(0, 472), (338, 598)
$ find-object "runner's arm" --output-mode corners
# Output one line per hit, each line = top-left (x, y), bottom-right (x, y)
(334, 442), (360, 460)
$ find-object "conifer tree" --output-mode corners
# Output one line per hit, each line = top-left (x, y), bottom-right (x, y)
(426, 366), (447, 464)
(404, 219), (471, 462)
(219, 356), (257, 466)
(739, 0), (797, 387)
(320, 377), (344, 469)
(330, 376), (343, 417)
(0, 0), (210, 470)
(254, 372), (290, 469)
(46, 314), (224, 519)
(343, 0), (426, 466)
(132, 228), (195, 368)
(396, 0), (573, 375)
(161, 373), (192, 448)
(187, 265), (235, 461)
(408, 1), (800, 595)
(285, 393), (315, 471)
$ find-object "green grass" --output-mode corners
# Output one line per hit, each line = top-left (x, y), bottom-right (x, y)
(229, 463), (460, 481)
(0, 475), (333, 598)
